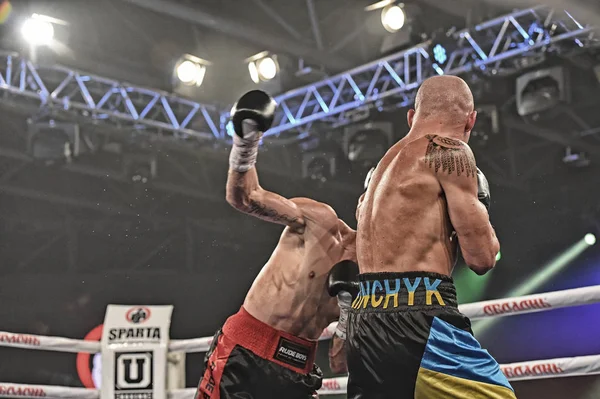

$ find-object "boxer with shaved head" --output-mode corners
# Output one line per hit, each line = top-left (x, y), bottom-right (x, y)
(348, 76), (515, 398)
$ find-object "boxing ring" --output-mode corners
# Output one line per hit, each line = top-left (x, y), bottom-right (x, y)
(1, 285), (600, 398)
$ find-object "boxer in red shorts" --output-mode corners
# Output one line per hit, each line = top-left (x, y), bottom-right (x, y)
(195, 91), (359, 399)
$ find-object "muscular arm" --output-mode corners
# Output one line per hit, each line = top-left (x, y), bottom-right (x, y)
(226, 167), (305, 233)
(425, 135), (499, 274)
(329, 334), (348, 374)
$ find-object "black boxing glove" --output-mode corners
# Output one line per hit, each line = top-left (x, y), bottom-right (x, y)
(477, 167), (491, 211)
(228, 90), (277, 172)
(230, 90), (277, 137)
(327, 260), (359, 298)
(327, 260), (359, 340)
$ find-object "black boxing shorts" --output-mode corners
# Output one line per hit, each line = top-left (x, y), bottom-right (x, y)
(346, 272), (516, 399)
(195, 306), (322, 399)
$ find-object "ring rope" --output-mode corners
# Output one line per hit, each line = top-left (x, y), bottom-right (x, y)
(2, 285), (599, 354)
(1, 353), (599, 398)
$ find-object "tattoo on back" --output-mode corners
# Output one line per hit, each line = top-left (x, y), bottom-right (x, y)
(247, 199), (301, 226)
(424, 135), (476, 177)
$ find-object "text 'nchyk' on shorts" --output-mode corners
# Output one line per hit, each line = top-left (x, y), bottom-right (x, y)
(346, 271), (516, 399)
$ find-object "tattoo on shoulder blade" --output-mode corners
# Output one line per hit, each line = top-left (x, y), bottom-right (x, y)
(247, 199), (301, 226)
(424, 135), (476, 177)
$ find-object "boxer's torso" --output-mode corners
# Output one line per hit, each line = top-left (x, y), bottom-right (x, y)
(356, 134), (458, 276)
(243, 198), (353, 340)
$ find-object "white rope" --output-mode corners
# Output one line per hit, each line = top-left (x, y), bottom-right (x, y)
(500, 354), (600, 381)
(0, 330), (213, 354)
(168, 389), (195, 399)
(0, 383), (99, 399)
(0, 331), (100, 353)
(459, 285), (600, 320)
(1, 285), (600, 354)
(168, 337), (213, 353)
(2, 353), (599, 398)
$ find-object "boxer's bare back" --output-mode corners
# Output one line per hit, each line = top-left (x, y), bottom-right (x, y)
(356, 137), (456, 275)
(356, 76), (499, 277)
(227, 168), (356, 340)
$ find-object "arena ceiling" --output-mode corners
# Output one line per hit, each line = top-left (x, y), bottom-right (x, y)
(1, 0), (513, 98)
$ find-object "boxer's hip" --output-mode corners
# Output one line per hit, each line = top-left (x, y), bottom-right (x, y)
(346, 272), (515, 398)
(195, 307), (322, 399)
(221, 306), (318, 374)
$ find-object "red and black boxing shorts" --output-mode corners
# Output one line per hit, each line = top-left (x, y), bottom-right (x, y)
(346, 272), (516, 399)
(195, 307), (322, 399)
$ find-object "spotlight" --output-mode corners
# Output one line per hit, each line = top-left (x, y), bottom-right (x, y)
(433, 44), (447, 65)
(343, 122), (393, 165)
(21, 14), (54, 46)
(429, 30), (458, 70)
(174, 54), (209, 87)
(27, 121), (80, 166)
(585, 233), (596, 246)
(177, 61), (200, 85)
(301, 152), (337, 182)
(381, 4), (405, 33)
(257, 57), (277, 80)
(516, 66), (567, 116)
(246, 52), (279, 84)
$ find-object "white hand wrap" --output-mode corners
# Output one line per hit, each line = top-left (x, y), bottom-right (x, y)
(229, 120), (262, 172)
(335, 291), (353, 340)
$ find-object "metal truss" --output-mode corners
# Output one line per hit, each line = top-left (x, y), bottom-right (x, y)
(0, 51), (223, 140)
(264, 5), (598, 137)
(0, 6), (597, 143)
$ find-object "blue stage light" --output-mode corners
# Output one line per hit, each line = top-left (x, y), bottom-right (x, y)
(433, 44), (448, 65)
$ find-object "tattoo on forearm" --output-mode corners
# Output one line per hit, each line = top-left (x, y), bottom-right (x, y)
(424, 135), (476, 177)
(247, 199), (301, 226)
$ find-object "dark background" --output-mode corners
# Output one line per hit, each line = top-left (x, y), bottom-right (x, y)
(1, 0), (600, 398)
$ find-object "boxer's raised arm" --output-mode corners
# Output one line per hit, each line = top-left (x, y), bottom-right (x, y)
(426, 136), (499, 274)
(226, 90), (305, 232)
(226, 167), (305, 232)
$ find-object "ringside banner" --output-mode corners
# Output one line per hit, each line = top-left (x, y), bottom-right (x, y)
(101, 305), (173, 399)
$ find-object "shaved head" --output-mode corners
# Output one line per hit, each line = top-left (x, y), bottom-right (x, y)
(415, 76), (474, 121)
(408, 76), (477, 140)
